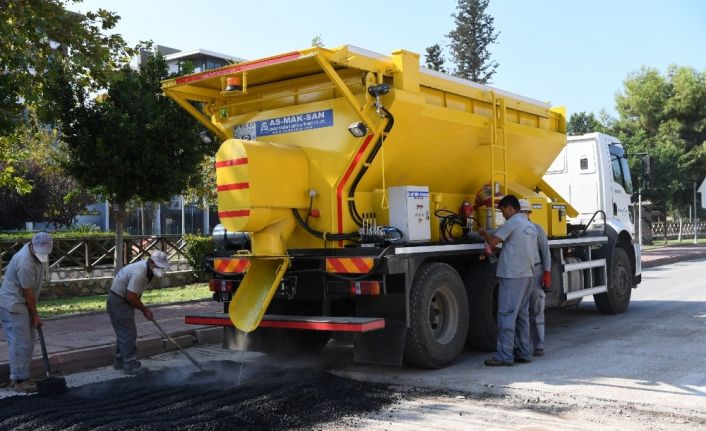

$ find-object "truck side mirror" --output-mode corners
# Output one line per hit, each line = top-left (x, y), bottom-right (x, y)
(641, 155), (654, 190)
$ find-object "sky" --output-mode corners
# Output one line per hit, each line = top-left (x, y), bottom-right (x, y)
(69, 0), (706, 117)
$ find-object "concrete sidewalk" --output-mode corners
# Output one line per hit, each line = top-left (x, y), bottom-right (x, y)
(1, 244), (705, 381)
(0, 300), (224, 379)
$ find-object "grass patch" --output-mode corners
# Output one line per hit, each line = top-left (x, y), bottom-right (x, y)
(642, 237), (706, 250)
(39, 283), (211, 318)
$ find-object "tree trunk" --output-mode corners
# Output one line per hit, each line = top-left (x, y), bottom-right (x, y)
(113, 202), (127, 272)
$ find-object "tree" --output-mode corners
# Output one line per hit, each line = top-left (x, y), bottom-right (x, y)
(567, 111), (606, 136)
(0, 0), (132, 188)
(0, 109), (95, 229)
(311, 35), (324, 47)
(447, 0), (499, 83)
(60, 50), (214, 269)
(0, 0), (132, 130)
(424, 44), (447, 72)
(609, 66), (706, 216)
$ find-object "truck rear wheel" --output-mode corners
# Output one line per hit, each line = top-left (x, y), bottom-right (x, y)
(404, 262), (469, 368)
(465, 263), (499, 351)
(594, 247), (632, 314)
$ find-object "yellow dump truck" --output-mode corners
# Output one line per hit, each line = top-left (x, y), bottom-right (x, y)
(167, 45), (641, 368)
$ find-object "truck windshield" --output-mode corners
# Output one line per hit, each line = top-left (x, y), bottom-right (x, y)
(609, 146), (633, 194)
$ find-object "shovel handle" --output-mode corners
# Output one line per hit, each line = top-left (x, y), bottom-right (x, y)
(151, 319), (204, 370)
(37, 326), (52, 378)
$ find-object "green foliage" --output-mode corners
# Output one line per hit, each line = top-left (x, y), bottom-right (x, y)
(567, 111), (607, 136)
(0, 0), (133, 135)
(610, 66), (706, 216)
(38, 283), (210, 317)
(424, 44), (447, 72)
(0, 109), (95, 229)
(183, 234), (215, 281)
(0, 231), (115, 240)
(447, 0), (499, 83)
(61, 51), (210, 206)
(311, 35), (324, 47)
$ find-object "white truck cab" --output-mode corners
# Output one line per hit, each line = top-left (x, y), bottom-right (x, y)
(544, 132), (634, 231)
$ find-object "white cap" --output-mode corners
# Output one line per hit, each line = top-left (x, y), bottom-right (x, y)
(519, 199), (532, 212)
(31, 232), (53, 254)
(151, 251), (170, 270)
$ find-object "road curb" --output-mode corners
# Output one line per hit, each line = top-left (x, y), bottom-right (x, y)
(0, 326), (223, 379)
(642, 251), (706, 268)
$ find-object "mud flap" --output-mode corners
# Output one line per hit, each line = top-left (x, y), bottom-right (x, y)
(229, 257), (290, 332)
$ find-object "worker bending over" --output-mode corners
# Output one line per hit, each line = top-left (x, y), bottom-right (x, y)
(107, 251), (169, 375)
(0, 232), (53, 392)
(478, 195), (537, 366)
(519, 199), (551, 357)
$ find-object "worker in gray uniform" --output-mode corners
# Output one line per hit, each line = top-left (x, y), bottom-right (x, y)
(0, 232), (53, 392)
(107, 251), (169, 375)
(519, 199), (552, 357)
(479, 195), (537, 366)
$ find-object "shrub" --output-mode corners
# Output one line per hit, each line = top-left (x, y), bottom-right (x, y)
(183, 234), (215, 281)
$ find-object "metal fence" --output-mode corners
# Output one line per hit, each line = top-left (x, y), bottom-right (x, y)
(1, 235), (188, 277)
(650, 221), (706, 242)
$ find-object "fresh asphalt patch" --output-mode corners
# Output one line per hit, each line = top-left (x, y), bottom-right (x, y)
(0, 360), (401, 431)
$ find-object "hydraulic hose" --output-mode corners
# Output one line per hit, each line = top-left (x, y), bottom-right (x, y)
(348, 106), (395, 227)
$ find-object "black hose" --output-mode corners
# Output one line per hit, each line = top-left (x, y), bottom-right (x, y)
(348, 106), (395, 227)
(292, 208), (359, 241)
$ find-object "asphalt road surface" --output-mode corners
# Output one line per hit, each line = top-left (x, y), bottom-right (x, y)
(1, 258), (705, 430)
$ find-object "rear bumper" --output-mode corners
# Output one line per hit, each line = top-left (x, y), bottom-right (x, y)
(185, 313), (385, 332)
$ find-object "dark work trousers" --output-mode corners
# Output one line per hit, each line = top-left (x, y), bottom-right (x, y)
(107, 293), (139, 368)
(496, 276), (533, 363)
(529, 263), (546, 351)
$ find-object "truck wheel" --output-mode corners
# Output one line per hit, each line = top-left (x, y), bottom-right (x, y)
(465, 263), (499, 351)
(404, 262), (469, 368)
(249, 328), (331, 355)
(594, 247), (632, 314)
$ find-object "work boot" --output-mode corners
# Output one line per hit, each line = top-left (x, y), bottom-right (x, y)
(11, 379), (38, 393)
(533, 349), (544, 357)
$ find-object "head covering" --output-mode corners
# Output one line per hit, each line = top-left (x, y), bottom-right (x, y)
(519, 199), (532, 212)
(151, 251), (170, 270)
(31, 232), (53, 254)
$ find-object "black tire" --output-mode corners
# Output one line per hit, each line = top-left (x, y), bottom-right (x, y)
(594, 247), (632, 314)
(248, 328), (331, 356)
(465, 263), (499, 351)
(404, 262), (469, 368)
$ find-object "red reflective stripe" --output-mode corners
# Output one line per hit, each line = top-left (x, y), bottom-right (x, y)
(234, 259), (249, 272)
(259, 320), (385, 332)
(351, 258), (371, 273)
(175, 52), (302, 85)
(327, 258), (349, 273)
(336, 134), (375, 246)
(216, 182), (249, 192)
(185, 315), (386, 332)
(218, 210), (250, 218)
(215, 260), (229, 273)
(215, 158), (248, 168)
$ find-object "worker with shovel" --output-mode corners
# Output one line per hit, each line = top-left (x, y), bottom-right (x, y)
(0, 232), (53, 393)
(107, 251), (169, 375)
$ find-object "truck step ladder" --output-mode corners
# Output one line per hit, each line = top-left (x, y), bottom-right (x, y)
(561, 245), (608, 300)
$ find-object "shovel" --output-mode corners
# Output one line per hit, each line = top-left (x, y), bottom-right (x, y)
(151, 319), (205, 371)
(36, 326), (67, 396)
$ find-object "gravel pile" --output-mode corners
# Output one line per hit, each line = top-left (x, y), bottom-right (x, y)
(0, 361), (399, 431)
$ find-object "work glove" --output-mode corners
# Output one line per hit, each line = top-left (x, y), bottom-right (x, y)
(542, 271), (551, 291)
